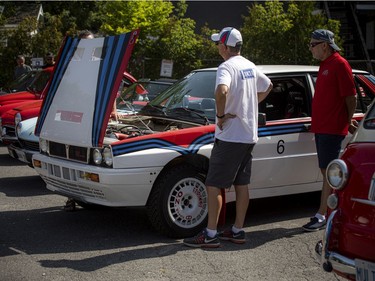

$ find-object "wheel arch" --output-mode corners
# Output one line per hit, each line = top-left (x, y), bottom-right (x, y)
(146, 153), (209, 206)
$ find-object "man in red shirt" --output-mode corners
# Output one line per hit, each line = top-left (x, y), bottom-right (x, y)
(302, 29), (357, 232)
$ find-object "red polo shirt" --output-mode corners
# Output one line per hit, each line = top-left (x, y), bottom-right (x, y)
(311, 52), (356, 135)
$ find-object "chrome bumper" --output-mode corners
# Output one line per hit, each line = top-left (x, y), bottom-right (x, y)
(315, 210), (356, 276)
(8, 143), (36, 165)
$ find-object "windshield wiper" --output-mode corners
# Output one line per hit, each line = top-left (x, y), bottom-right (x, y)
(167, 107), (210, 125)
(139, 103), (166, 116)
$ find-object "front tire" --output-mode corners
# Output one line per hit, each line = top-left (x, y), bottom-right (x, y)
(147, 164), (208, 238)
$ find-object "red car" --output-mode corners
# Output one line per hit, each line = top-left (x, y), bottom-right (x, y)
(315, 97), (375, 280)
(0, 67), (53, 117)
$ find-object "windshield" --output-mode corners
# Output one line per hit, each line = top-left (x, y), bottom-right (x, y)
(7, 70), (39, 93)
(116, 79), (173, 113)
(28, 70), (51, 95)
(143, 70), (217, 122)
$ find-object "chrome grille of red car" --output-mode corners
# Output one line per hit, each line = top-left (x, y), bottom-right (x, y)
(3, 125), (15, 138)
(48, 141), (89, 163)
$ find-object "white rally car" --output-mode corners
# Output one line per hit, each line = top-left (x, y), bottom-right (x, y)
(32, 32), (375, 238)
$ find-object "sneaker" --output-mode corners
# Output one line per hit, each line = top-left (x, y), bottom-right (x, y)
(302, 217), (326, 232)
(183, 229), (220, 248)
(218, 227), (246, 244)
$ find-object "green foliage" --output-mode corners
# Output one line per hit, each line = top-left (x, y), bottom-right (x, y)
(0, 0), (341, 86)
(241, 1), (341, 65)
(0, 17), (38, 86)
(99, 0), (173, 36)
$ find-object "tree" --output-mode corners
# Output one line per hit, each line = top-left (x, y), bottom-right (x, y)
(98, 0), (175, 78)
(0, 17), (38, 86)
(241, 1), (341, 65)
(154, 1), (203, 78)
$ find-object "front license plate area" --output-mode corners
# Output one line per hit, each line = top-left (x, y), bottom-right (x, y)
(356, 259), (375, 281)
(15, 150), (27, 163)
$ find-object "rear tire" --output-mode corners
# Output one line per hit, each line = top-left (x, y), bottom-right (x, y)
(147, 164), (208, 238)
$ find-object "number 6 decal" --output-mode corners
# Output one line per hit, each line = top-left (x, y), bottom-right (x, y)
(277, 140), (285, 154)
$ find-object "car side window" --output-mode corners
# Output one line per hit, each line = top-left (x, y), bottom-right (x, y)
(354, 74), (375, 113)
(259, 77), (310, 121)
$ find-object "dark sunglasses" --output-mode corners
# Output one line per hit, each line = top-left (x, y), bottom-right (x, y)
(309, 41), (325, 48)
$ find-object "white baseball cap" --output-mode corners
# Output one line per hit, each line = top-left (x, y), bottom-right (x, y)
(211, 27), (242, 47)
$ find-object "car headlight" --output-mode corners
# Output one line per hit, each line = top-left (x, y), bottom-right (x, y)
(92, 148), (103, 165)
(15, 113), (22, 128)
(103, 146), (113, 166)
(326, 159), (348, 190)
(39, 138), (49, 153)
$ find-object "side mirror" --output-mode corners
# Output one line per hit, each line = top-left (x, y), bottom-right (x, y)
(258, 113), (266, 126)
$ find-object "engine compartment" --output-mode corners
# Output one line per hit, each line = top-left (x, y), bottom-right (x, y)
(105, 115), (202, 142)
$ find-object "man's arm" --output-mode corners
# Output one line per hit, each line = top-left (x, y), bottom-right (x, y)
(214, 84), (228, 117)
(345, 95), (357, 124)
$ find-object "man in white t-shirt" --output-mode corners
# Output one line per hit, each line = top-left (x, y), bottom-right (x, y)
(184, 27), (272, 248)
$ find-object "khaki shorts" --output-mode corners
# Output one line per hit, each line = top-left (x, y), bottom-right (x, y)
(206, 139), (255, 189)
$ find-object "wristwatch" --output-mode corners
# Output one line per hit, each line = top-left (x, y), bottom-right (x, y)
(216, 114), (225, 119)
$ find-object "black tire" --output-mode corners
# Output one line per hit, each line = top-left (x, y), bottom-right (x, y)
(147, 164), (208, 238)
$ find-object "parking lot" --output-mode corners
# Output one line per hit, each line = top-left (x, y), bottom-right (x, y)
(0, 144), (346, 281)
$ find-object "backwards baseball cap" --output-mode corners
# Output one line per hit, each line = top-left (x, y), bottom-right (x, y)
(211, 27), (242, 47)
(311, 29), (340, 51)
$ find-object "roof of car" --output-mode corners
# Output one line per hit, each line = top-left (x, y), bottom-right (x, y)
(196, 65), (369, 75)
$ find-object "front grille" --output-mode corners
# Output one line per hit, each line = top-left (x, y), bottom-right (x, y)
(3, 125), (15, 138)
(19, 139), (39, 151)
(41, 175), (105, 199)
(49, 142), (67, 158)
(48, 141), (89, 163)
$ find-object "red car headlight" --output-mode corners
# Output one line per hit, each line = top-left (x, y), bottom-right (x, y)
(326, 159), (348, 190)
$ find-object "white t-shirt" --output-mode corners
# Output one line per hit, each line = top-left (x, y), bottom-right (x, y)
(215, 55), (271, 144)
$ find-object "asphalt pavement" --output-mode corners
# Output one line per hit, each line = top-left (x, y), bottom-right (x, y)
(0, 144), (345, 281)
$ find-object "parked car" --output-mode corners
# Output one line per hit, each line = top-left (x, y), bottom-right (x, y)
(7, 78), (172, 166)
(32, 57), (375, 238)
(0, 100), (42, 145)
(315, 98), (375, 281)
(116, 78), (176, 115)
(0, 67), (53, 118)
(8, 116), (39, 166)
(0, 69), (40, 95)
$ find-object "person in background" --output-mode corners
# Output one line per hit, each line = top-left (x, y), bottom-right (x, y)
(14, 55), (32, 79)
(42, 52), (55, 69)
(78, 29), (94, 39)
(302, 29), (357, 232)
(183, 27), (272, 248)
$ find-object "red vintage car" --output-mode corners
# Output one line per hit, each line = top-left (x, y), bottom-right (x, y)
(0, 67), (53, 117)
(315, 97), (375, 280)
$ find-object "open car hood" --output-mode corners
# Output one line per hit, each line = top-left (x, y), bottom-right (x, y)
(35, 30), (139, 148)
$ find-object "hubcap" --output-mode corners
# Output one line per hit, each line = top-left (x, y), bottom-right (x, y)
(167, 177), (207, 229)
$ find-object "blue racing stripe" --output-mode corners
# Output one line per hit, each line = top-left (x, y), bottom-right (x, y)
(36, 37), (80, 135)
(111, 123), (309, 157)
(92, 33), (132, 146)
